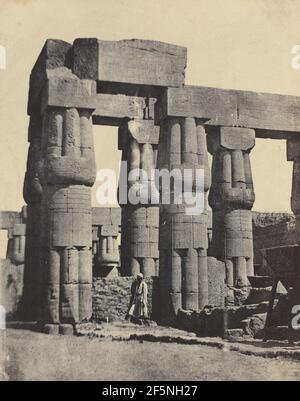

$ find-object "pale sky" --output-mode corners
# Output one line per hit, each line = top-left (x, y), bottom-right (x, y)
(0, 0), (300, 214)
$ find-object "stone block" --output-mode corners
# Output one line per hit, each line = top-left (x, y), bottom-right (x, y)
(61, 248), (79, 284)
(31, 39), (71, 74)
(126, 119), (160, 145)
(43, 324), (59, 335)
(49, 211), (91, 248)
(157, 85), (300, 135)
(93, 94), (148, 126)
(100, 225), (119, 237)
(146, 207), (159, 227)
(47, 187), (92, 248)
(45, 155), (96, 186)
(28, 39), (72, 115)
(0, 211), (22, 230)
(176, 309), (196, 333)
(241, 313), (266, 337)
(79, 284), (93, 321)
(169, 252), (182, 293)
(73, 38), (187, 88)
(226, 240), (244, 258)
(198, 253), (209, 308)
(11, 235), (26, 265)
(172, 222), (192, 249)
(226, 229), (252, 239)
(131, 242), (158, 258)
(92, 227), (99, 241)
(149, 227), (159, 243)
(156, 86), (238, 125)
(142, 258), (156, 277)
(59, 324), (74, 335)
(118, 118), (160, 149)
(131, 226), (150, 243)
(220, 127), (255, 150)
(237, 89), (300, 134)
(168, 292), (182, 315)
(193, 221), (208, 249)
(12, 224), (26, 236)
(61, 283), (79, 323)
(287, 139), (300, 161)
(183, 249), (199, 294)
(207, 257), (226, 307)
(264, 245), (300, 276)
(182, 292), (199, 310)
(224, 328), (244, 340)
(245, 287), (274, 304)
(47, 250), (61, 285)
(92, 207), (121, 226)
(79, 250), (93, 284)
(248, 276), (274, 288)
(45, 284), (60, 324)
(129, 207), (147, 224)
(41, 74), (96, 112)
(50, 212), (72, 246)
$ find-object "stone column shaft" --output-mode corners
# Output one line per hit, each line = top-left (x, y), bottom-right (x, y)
(118, 119), (159, 277)
(208, 127), (255, 305)
(8, 224), (26, 265)
(22, 115), (43, 321)
(287, 139), (300, 243)
(286, 139), (300, 314)
(38, 106), (96, 334)
(97, 225), (119, 276)
(158, 117), (211, 324)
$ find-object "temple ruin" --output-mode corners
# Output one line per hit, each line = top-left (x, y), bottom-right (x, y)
(1, 38), (300, 338)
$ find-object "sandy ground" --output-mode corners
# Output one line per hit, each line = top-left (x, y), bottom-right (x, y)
(4, 328), (300, 381)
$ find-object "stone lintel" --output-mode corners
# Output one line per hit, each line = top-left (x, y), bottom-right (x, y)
(156, 86), (300, 136)
(92, 94), (156, 126)
(72, 38), (187, 88)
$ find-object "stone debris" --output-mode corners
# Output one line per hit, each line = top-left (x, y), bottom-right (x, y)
(75, 321), (300, 362)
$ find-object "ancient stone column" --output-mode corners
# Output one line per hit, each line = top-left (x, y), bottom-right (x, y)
(39, 106), (96, 334)
(118, 119), (159, 277)
(0, 305), (7, 381)
(92, 226), (99, 258)
(287, 139), (300, 244)
(22, 115), (43, 320)
(23, 39), (97, 331)
(91, 208), (121, 277)
(97, 225), (119, 277)
(208, 127), (255, 305)
(8, 224), (26, 265)
(158, 117), (211, 324)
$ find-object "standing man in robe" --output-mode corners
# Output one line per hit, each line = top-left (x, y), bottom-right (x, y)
(127, 273), (149, 324)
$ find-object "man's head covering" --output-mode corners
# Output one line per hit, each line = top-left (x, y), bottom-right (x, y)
(137, 273), (144, 280)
